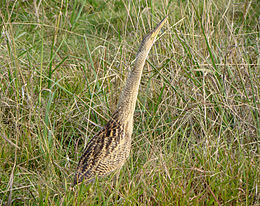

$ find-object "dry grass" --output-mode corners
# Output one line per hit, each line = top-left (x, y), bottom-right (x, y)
(0, 0), (259, 205)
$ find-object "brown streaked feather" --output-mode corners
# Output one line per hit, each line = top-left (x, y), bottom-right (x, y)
(74, 117), (125, 185)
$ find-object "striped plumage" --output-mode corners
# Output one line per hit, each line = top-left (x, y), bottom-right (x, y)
(74, 112), (130, 184)
(74, 17), (167, 185)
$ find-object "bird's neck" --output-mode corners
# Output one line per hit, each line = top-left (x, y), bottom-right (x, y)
(116, 50), (148, 123)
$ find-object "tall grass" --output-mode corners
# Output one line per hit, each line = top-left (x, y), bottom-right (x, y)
(0, 0), (259, 205)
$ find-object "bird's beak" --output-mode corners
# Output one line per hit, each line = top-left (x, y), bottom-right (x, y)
(150, 16), (168, 40)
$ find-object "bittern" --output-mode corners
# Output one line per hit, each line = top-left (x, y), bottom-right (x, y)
(74, 17), (167, 185)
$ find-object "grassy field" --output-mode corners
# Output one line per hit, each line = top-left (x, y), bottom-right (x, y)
(0, 0), (259, 205)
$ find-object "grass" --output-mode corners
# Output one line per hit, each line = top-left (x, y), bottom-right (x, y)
(0, 0), (259, 205)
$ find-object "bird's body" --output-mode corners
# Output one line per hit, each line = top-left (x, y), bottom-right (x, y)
(74, 111), (130, 184)
(74, 17), (167, 185)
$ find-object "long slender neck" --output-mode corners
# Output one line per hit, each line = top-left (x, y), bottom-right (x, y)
(113, 16), (167, 124)
(116, 49), (150, 123)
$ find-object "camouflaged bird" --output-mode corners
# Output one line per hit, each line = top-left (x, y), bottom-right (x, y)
(74, 17), (167, 185)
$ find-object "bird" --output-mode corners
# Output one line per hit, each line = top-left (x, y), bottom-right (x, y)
(74, 16), (167, 186)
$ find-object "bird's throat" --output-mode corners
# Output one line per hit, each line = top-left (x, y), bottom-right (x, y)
(116, 51), (148, 123)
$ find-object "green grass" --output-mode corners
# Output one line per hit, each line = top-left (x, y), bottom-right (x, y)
(0, 0), (259, 205)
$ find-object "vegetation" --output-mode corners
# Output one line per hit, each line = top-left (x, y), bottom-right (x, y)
(0, 0), (259, 205)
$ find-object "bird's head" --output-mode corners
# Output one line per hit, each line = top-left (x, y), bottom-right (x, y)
(137, 16), (167, 55)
